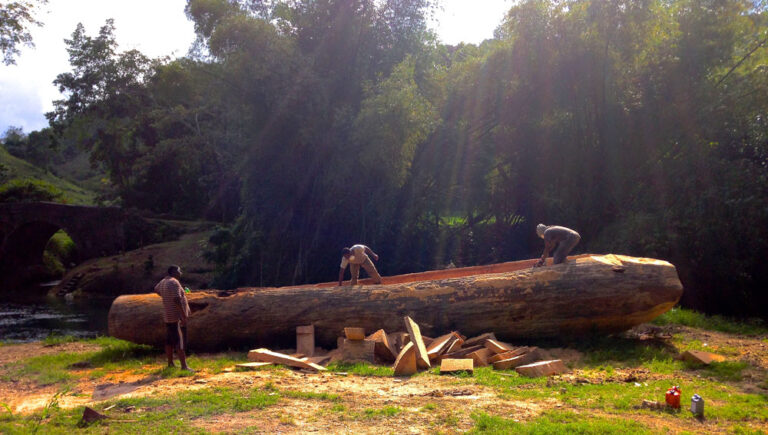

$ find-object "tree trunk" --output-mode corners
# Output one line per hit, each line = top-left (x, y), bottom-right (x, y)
(108, 254), (683, 351)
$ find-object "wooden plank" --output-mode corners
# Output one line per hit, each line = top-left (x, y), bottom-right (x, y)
(366, 329), (397, 362)
(403, 316), (430, 369)
(426, 332), (459, 360)
(344, 327), (366, 341)
(235, 362), (272, 370)
(463, 332), (497, 347)
(440, 358), (474, 375)
(247, 348), (327, 372)
(515, 360), (567, 377)
(442, 344), (484, 359)
(488, 347), (530, 363)
(305, 355), (331, 366)
(393, 342), (417, 376)
(341, 339), (375, 363)
(492, 349), (541, 370)
(422, 336), (434, 346)
(467, 347), (494, 367)
(680, 350), (726, 365)
(484, 339), (513, 354)
(387, 332), (409, 355)
(444, 337), (464, 355)
(296, 324), (315, 357)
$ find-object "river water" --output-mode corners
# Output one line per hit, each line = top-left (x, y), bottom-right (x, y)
(0, 294), (113, 343)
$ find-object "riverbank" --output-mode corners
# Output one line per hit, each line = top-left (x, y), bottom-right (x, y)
(0, 309), (766, 433)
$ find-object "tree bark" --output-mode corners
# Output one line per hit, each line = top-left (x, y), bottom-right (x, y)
(108, 254), (683, 351)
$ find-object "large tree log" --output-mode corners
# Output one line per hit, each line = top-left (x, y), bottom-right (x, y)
(108, 254), (683, 351)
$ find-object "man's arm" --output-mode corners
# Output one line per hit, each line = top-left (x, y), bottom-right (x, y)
(338, 267), (345, 286)
(364, 246), (379, 261)
(173, 283), (188, 324)
(534, 240), (555, 267)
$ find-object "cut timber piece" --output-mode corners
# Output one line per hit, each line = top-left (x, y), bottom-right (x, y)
(305, 355), (331, 366)
(485, 339), (513, 354)
(422, 336), (434, 346)
(440, 358), (474, 375)
(426, 332), (460, 361)
(493, 348), (541, 370)
(489, 347), (531, 364)
(388, 332), (409, 354)
(366, 329), (397, 362)
(248, 348), (327, 372)
(444, 337), (464, 355)
(515, 360), (568, 377)
(344, 327), (366, 341)
(404, 316), (430, 369)
(467, 348), (494, 367)
(108, 254), (684, 351)
(680, 350), (726, 365)
(236, 362), (273, 370)
(442, 345), (485, 360)
(464, 332), (497, 347)
(342, 339), (375, 363)
(393, 342), (417, 376)
(296, 324), (315, 357)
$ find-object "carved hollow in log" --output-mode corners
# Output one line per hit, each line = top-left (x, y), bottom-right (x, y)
(108, 254), (683, 351)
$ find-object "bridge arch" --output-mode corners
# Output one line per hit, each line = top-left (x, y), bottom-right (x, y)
(0, 202), (128, 290)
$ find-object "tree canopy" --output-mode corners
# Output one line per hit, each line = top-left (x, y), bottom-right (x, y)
(8, 0), (768, 318)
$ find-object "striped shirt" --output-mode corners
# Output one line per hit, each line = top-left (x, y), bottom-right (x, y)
(155, 276), (187, 323)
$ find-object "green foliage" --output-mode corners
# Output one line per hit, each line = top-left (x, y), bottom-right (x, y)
(470, 410), (651, 434)
(0, 178), (64, 203)
(325, 361), (395, 377)
(653, 308), (768, 336)
(0, 1), (47, 65)
(282, 390), (340, 401)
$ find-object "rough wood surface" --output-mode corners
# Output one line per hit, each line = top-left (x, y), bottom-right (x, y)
(247, 348), (327, 372)
(108, 254), (683, 351)
(515, 360), (568, 377)
(393, 342), (417, 376)
(404, 316), (431, 369)
(440, 358), (474, 374)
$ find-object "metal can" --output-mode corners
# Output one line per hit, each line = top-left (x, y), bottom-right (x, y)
(691, 394), (704, 417)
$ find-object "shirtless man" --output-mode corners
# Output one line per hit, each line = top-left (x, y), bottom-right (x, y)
(338, 244), (382, 286)
(534, 224), (581, 267)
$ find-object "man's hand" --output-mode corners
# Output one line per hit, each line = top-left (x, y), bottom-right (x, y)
(533, 259), (545, 268)
(373, 254), (379, 261)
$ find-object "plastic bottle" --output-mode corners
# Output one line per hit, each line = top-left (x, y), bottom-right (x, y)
(184, 286), (191, 293)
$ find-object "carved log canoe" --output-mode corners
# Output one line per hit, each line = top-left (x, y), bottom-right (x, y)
(108, 254), (683, 351)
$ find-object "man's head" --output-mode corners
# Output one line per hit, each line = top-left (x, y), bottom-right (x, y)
(536, 224), (548, 239)
(168, 265), (182, 278)
(341, 247), (352, 258)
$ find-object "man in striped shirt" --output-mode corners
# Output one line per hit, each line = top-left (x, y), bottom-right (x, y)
(155, 265), (192, 371)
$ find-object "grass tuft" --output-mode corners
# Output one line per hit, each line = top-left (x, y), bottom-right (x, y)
(653, 308), (768, 336)
(326, 361), (394, 376)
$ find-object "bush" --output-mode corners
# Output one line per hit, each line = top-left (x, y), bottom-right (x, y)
(0, 178), (65, 203)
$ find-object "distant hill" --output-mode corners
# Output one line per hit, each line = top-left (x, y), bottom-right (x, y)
(0, 146), (97, 205)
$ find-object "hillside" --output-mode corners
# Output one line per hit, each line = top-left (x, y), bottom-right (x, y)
(0, 146), (96, 205)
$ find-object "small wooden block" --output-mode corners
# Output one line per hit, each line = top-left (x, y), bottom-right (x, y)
(467, 347), (494, 367)
(440, 358), (474, 375)
(515, 360), (567, 377)
(342, 339), (375, 363)
(297, 324), (315, 357)
(489, 347), (530, 363)
(463, 332), (497, 347)
(344, 327), (366, 341)
(248, 348), (327, 372)
(404, 316), (430, 369)
(393, 341), (417, 376)
(236, 362), (272, 370)
(296, 324), (314, 334)
(367, 329), (397, 362)
(484, 339), (513, 354)
(493, 349), (541, 370)
(680, 350), (726, 365)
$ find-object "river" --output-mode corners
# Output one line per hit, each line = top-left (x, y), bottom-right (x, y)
(0, 292), (113, 343)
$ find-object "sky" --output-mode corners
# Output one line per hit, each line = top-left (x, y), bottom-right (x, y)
(0, 0), (513, 135)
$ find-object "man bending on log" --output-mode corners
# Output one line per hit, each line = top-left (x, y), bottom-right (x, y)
(534, 224), (581, 267)
(155, 265), (192, 371)
(339, 244), (382, 286)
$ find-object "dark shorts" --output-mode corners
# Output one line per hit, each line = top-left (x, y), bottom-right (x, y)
(165, 322), (187, 349)
(553, 234), (580, 264)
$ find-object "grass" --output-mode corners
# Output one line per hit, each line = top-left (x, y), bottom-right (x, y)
(0, 146), (95, 205)
(326, 361), (394, 376)
(654, 308), (768, 336)
(470, 410), (652, 434)
(283, 390), (340, 401)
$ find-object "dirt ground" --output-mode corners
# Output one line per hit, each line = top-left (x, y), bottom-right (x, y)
(1, 325), (767, 433)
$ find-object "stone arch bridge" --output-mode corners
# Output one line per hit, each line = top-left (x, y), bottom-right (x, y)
(0, 202), (130, 290)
